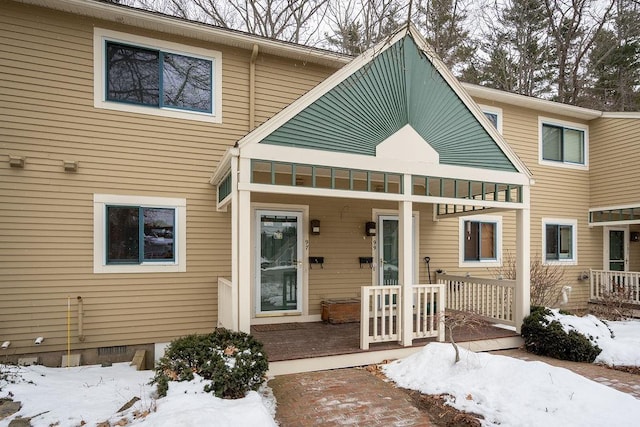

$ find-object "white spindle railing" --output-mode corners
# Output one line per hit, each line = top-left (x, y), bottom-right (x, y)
(217, 277), (234, 329)
(412, 284), (446, 341)
(438, 274), (516, 326)
(360, 285), (401, 350)
(590, 269), (640, 304)
(360, 284), (446, 350)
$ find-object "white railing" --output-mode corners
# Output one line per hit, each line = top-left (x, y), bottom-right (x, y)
(590, 269), (640, 304)
(360, 284), (446, 350)
(412, 284), (446, 341)
(360, 285), (401, 350)
(438, 274), (516, 326)
(217, 277), (234, 329)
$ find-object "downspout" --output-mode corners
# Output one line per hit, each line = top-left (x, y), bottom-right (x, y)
(77, 296), (85, 342)
(249, 44), (259, 131)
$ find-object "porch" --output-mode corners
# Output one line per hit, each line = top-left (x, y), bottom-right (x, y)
(251, 319), (521, 375)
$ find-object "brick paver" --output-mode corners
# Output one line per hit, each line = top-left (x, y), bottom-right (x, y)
(269, 368), (433, 427)
(492, 349), (640, 399)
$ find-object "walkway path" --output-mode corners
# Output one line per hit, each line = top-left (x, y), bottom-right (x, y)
(270, 348), (640, 426)
(269, 367), (434, 426)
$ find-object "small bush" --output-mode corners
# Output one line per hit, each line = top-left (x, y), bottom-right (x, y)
(152, 328), (268, 399)
(521, 306), (602, 363)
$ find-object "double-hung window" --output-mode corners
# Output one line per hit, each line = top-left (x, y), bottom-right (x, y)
(94, 194), (186, 273)
(543, 219), (577, 264)
(94, 28), (222, 123)
(459, 215), (502, 267)
(539, 118), (588, 168)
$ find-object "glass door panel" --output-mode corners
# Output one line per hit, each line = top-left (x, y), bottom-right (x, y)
(379, 216), (399, 285)
(609, 229), (626, 271)
(256, 211), (302, 313)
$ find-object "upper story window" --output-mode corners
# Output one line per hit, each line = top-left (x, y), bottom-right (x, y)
(539, 117), (588, 169)
(543, 218), (577, 265)
(94, 194), (187, 273)
(94, 28), (222, 123)
(459, 215), (502, 267)
(479, 105), (503, 134)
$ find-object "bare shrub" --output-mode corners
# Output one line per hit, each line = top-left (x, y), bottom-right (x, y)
(491, 252), (565, 307)
(590, 287), (635, 321)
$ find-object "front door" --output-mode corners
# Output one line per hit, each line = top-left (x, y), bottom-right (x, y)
(378, 215), (416, 286)
(255, 210), (303, 314)
(607, 227), (628, 271)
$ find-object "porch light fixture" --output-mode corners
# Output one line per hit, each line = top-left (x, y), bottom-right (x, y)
(365, 221), (376, 236)
(9, 155), (25, 168)
(63, 160), (79, 172)
(310, 219), (320, 235)
(631, 232), (639, 242)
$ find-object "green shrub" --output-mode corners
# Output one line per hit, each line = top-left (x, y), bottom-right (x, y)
(152, 328), (268, 399)
(521, 306), (602, 363)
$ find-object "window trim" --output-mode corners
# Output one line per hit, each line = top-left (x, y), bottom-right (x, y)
(458, 215), (502, 268)
(94, 28), (222, 123)
(94, 194), (187, 273)
(538, 117), (588, 170)
(479, 104), (503, 134)
(542, 218), (578, 265)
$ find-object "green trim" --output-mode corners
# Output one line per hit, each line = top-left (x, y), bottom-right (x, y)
(259, 35), (517, 172)
(218, 172), (232, 203)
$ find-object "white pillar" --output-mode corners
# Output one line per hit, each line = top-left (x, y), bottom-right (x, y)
(237, 158), (252, 333)
(515, 185), (531, 333)
(399, 177), (413, 346)
(229, 151), (239, 330)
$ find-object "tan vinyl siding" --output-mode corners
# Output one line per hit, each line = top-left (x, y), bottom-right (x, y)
(472, 98), (600, 309)
(0, 2), (334, 355)
(589, 117), (640, 207)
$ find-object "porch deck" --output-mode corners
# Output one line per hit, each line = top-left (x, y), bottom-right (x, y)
(251, 320), (520, 363)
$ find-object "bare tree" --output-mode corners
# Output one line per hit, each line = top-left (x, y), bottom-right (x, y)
(542, 0), (616, 105)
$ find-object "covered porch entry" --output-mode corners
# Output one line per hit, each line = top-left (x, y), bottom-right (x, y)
(210, 26), (532, 372)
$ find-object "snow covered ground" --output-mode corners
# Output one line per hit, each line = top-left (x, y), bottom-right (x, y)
(384, 314), (640, 427)
(0, 363), (276, 427)
(1, 314), (639, 426)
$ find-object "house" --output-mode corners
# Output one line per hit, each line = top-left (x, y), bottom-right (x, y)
(1, 0), (639, 374)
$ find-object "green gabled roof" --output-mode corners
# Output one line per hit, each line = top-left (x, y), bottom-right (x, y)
(260, 33), (518, 172)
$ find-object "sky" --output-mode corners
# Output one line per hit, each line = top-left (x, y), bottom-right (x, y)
(1, 311), (639, 426)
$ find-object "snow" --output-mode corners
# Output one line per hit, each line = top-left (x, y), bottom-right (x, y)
(384, 316), (640, 427)
(0, 363), (276, 427)
(2, 314), (640, 426)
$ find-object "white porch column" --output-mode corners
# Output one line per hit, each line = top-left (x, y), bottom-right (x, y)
(399, 175), (413, 346)
(237, 157), (252, 333)
(515, 185), (531, 333)
(229, 150), (239, 330)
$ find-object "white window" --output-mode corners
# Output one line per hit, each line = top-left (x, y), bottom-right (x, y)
(539, 117), (588, 169)
(459, 215), (502, 267)
(94, 28), (222, 123)
(542, 218), (577, 265)
(479, 105), (503, 134)
(94, 194), (186, 273)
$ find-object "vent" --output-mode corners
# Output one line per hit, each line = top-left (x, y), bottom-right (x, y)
(98, 345), (127, 356)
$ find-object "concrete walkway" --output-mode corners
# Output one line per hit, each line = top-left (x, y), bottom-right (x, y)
(270, 348), (640, 426)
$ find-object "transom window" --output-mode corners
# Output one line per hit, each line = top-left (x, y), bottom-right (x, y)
(94, 28), (222, 123)
(107, 206), (175, 264)
(106, 42), (212, 113)
(543, 219), (577, 264)
(539, 118), (588, 167)
(459, 215), (502, 267)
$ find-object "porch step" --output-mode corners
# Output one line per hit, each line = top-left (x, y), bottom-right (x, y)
(267, 335), (523, 376)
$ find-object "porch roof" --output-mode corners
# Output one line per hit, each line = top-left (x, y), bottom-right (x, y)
(589, 204), (640, 226)
(210, 25), (532, 208)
